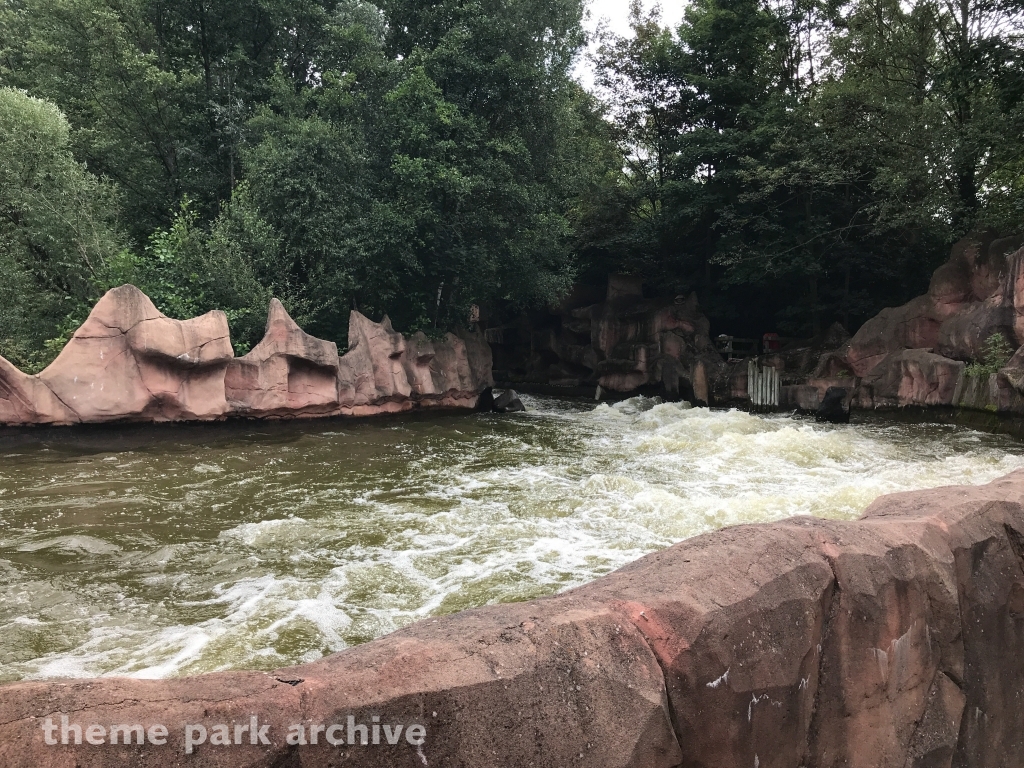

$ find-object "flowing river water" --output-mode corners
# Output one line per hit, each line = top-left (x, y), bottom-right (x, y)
(2, 395), (1023, 683)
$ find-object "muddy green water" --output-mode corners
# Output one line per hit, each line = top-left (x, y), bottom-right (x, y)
(1, 395), (1023, 683)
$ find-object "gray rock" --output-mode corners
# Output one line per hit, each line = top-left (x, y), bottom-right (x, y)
(492, 388), (525, 413)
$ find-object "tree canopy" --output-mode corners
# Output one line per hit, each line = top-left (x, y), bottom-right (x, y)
(583, 0), (1024, 337)
(2, 0), (1024, 366)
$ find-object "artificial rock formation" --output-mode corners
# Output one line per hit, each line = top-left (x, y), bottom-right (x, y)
(843, 233), (1024, 378)
(226, 299), (342, 418)
(5, 470), (1024, 766)
(775, 233), (1024, 414)
(1, 285), (234, 425)
(490, 274), (724, 403)
(0, 286), (493, 427)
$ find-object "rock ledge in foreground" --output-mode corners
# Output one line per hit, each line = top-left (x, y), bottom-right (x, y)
(4, 470), (1024, 766)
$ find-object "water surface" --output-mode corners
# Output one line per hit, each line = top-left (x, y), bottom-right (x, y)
(1, 396), (1022, 682)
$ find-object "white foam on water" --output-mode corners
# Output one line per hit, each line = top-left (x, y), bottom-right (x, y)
(2, 396), (1024, 681)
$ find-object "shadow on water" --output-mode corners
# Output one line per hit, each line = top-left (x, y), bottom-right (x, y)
(0, 406), (496, 456)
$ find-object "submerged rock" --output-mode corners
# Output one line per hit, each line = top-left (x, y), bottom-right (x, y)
(815, 386), (850, 423)
(492, 388), (525, 413)
(5, 469), (1024, 766)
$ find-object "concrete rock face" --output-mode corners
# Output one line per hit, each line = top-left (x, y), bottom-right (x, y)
(0, 287), (492, 426)
(831, 233), (1024, 413)
(5, 471), (1024, 766)
(855, 348), (966, 409)
(844, 233), (1024, 379)
(337, 312), (492, 416)
(490, 275), (724, 402)
(226, 299), (341, 417)
(2, 285), (234, 425)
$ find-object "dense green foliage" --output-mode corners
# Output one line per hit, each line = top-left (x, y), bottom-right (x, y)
(585, 0), (1024, 337)
(2, 0), (1024, 368)
(0, 0), (606, 366)
(0, 88), (122, 370)
(966, 332), (1016, 377)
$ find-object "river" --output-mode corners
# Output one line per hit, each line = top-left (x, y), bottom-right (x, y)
(1, 395), (1022, 683)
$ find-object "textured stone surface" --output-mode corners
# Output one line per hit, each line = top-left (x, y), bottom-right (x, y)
(855, 349), (966, 408)
(843, 234), (1024, 379)
(5, 470), (1024, 766)
(0, 355), (76, 425)
(781, 383), (821, 411)
(337, 311), (492, 416)
(845, 295), (942, 378)
(226, 299), (341, 417)
(490, 275), (723, 401)
(826, 234), (1024, 413)
(0, 287), (492, 426)
(0, 285), (235, 425)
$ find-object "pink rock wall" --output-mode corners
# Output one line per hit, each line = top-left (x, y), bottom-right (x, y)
(844, 234), (1024, 378)
(226, 299), (342, 418)
(5, 469), (1024, 766)
(0, 286), (493, 427)
(835, 233), (1024, 412)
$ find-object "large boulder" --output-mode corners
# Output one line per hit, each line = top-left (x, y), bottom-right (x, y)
(340, 311), (411, 408)
(6, 471), (1024, 766)
(492, 388), (525, 413)
(593, 291), (723, 396)
(935, 299), (1015, 362)
(25, 285), (234, 424)
(225, 299), (341, 418)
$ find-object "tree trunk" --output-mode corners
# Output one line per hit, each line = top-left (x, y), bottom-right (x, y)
(810, 274), (820, 338)
(843, 261), (851, 332)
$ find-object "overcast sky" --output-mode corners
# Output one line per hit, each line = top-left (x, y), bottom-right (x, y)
(575, 1), (688, 90)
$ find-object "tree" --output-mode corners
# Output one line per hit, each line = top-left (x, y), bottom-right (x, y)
(0, 87), (123, 371)
(823, 0), (1024, 233)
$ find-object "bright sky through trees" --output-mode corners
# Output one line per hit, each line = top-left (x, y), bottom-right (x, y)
(576, 1), (689, 89)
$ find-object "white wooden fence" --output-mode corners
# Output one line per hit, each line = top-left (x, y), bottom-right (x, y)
(748, 360), (781, 412)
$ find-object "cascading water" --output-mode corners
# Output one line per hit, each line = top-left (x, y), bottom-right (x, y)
(1, 394), (1022, 682)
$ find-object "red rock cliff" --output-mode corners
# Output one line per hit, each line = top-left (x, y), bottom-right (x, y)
(0, 286), (493, 426)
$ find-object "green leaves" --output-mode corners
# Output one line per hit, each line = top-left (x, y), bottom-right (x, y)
(97, 197), (271, 354)
(0, 87), (123, 371)
(580, 0), (1024, 338)
(0, 0), (603, 354)
(966, 332), (1016, 377)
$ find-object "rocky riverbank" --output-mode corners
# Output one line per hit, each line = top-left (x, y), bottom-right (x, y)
(756, 233), (1024, 419)
(3, 469), (1024, 766)
(0, 285), (493, 426)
